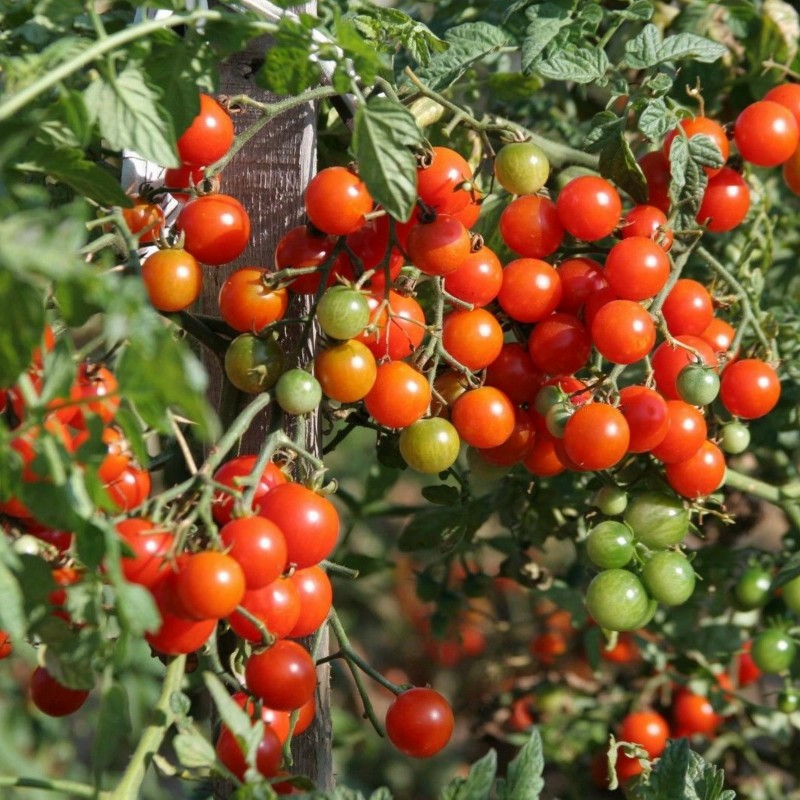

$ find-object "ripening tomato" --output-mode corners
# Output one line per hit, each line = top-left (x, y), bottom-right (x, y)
(618, 386), (669, 453)
(556, 176), (621, 241)
(122, 198), (165, 243)
(225, 333), (284, 394)
(719, 359), (780, 419)
(442, 243), (503, 307)
(245, 640), (317, 711)
(696, 167), (750, 232)
(441, 308), (504, 371)
(498, 258), (562, 323)
(305, 166), (373, 235)
(141, 248), (203, 312)
(417, 146), (473, 214)
(176, 93), (234, 167)
(734, 100), (799, 167)
(218, 268), (288, 333)
(590, 300), (655, 365)
(450, 386), (515, 449)
(485, 342), (543, 405)
(619, 710), (669, 757)
(176, 194), (250, 266)
(651, 336), (717, 400)
(604, 237), (670, 301)
(650, 400), (707, 464)
(220, 516), (288, 590)
(622, 205), (673, 250)
(406, 215), (471, 276)
(663, 116), (729, 176)
(638, 150), (671, 212)
(494, 140), (550, 195)
(30, 667), (90, 717)
(562, 403), (630, 471)
(499, 195), (564, 258)
(661, 279), (713, 336)
(176, 551), (246, 619)
(665, 440), (726, 498)
(228, 577), (301, 641)
(364, 361), (431, 429)
(315, 340), (377, 403)
(288, 566), (333, 638)
(528, 313), (591, 375)
(385, 688), (454, 759)
(72, 363), (119, 425)
(355, 291), (426, 360)
(398, 417), (461, 474)
(555, 258), (606, 314)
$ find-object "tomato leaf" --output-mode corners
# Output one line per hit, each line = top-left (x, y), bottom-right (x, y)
(353, 97), (421, 223)
(421, 485), (461, 506)
(440, 748), (497, 800)
(174, 728), (218, 769)
(496, 728), (545, 800)
(84, 65), (179, 167)
(258, 17), (322, 96)
(622, 25), (727, 69)
(0, 271), (46, 388)
(204, 671), (254, 743)
(535, 47), (610, 84)
(520, 1), (574, 74)
(638, 99), (680, 140)
(92, 683), (131, 778)
(599, 132), (648, 204)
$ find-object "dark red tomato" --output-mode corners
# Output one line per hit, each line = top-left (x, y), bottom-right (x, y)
(590, 300), (655, 365)
(451, 386), (515, 449)
(105, 465), (151, 511)
(229, 577), (301, 641)
(663, 116), (729, 176)
(0, 631), (11, 659)
(622, 205), (673, 250)
(176, 93), (234, 167)
(443, 243), (503, 307)
(638, 150), (671, 212)
(30, 667), (89, 717)
(406, 215), (471, 276)
(220, 516), (288, 590)
(232, 691), (292, 743)
(345, 213), (404, 290)
(650, 400), (707, 463)
(355, 291), (426, 360)
(164, 164), (218, 202)
(176, 194), (250, 266)
(783, 144), (800, 195)
(528, 313), (591, 375)
(25, 521), (72, 554)
(734, 100), (799, 167)
(651, 336), (717, 400)
(218, 268), (288, 333)
(484, 342), (543, 405)
(245, 640), (317, 711)
(441, 308), (504, 371)
(146, 608), (216, 655)
(583, 285), (620, 330)
(720, 358), (780, 419)
(274, 226), (341, 295)
(122, 198), (165, 243)
(385, 687), (454, 759)
(604, 237), (670, 301)
(364, 361), (431, 429)
(765, 83), (800, 128)
(736, 641), (762, 687)
(555, 176), (621, 241)
(661, 279), (713, 336)
(619, 710), (669, 757)
(522, 433), (565, 477)
(700, 317), (736, 355)
(477, 406), (536, 466)
(499, 195), (564, 258)
(672, 689), (721, 736)
(288, 565), (333, 638)
(416, 146), (473, 214)
(117, 518), (174, 589)
(562, 403), (630, 471)
(176, 551), (246, 620)
(497, 258), (562, 323)
(529, 631), (567, 665)
(555, 258), (606, 314)
(212, 455), (287, 525)
(696, 167), (750, 232)
(72, 363), (119, 425)
(215, 724), (282, 781)
(665, 440), (726, 498)
(619, 385), (669, 453)
(257, 483), (339, 568)
(305, 166), (373, 235)
(141, 248), (203, 312)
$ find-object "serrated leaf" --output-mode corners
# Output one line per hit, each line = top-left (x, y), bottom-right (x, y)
(520, 1), (574, 73)
(258, 17), (321, 95)
(174, 729), (217, 769)
(638, 99), (679, 140)
(584, 111), (625, 153)
(84, 65), (178, 167)
(498, 728), (544, 800)
(599, 133), (648, 203)
(204, 671), (253, 742)
(440, 748), (497, 800)
(644, 738), (692, 799)
(614, 0), (654, 21)
(421, 485), (461, 506)
(623, 25), (727, 69)
(92, 683), (131, 777)
(353, 98), (422, 222)
(535, 47), (609, 84)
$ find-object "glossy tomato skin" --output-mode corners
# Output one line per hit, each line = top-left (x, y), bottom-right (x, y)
(245, 640), (317, 711)
(651, 336), (717, 400)
(417, 146), (472, 214)
(315, 340), (377, 403)
(623, 491), (688, 549)
(215, 724), (282, 781)
(665, 440), (726, 499)
(30, 667), (90, 717)
(719, 359), (780, 419)
(498, 258), (562, 323)
(619, 385), (669, 453)
(212, 455), (287, 525)
(451, 386), (515, 449)
(562, 404), (630, 471)
(604, 237), (670, 301)
(642, 550), (696, 605)
(661, 279), (714, 337)
(105, 465), (151, 512)
(122, 198), (165, 243)
(220, 516), (288, 590)
(257, 483), (339, 568)
(622, 204), (673, 249)
(765, 83), (800, 128)
(385, 688), (454, 758)
(494, 141), (549, 195)
(176, 551), (246, 619)
(229, 577), (301, 641)
(556, 176), (621, 241)
(305, 166), (373, 235)
(522, 434), (565, 477)
(751, 629), (797, 674)
(528, 313), (591, 375)
(442, 244), (503, 307)
(477, 406), (536, 466)
(345, 213), (404, 289)
(700, 317), (736, 355)
(638, 150), (671, 212)
(586, 521), (635, 569)
(590, 300), (655, 365)
(316, 286), (370, 340)
(500, 195), (564, 258)
(406, 215), (471, 276)
(364, 361), (431, 429)
(399, 417), (461, 474)
(734, 100), (799, 167)
(355, 291), (426, 361)
(288, 565), (333, 637)
(672, 689), (721, 737)
(619, 710), (669, 757)
(441, 308), (504, 371)
(585, 569), (652, 632)
(177, 94), (234, 167)
(485, 342), (543, 405)
(274, 226), (339, 294)
(141, 248), (203, 312)
(117, 518), (174, 589)
(650, 400), (707, 464)
(146, 607), (216, 655)
(696, 167), (750, 232)
(218, 268), (288, 333)
(176, 194), (250, 266)
(555, 257), (606, 314)
(225, 333), (284, 394)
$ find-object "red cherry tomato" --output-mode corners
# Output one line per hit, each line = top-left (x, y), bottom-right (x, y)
(305, 166), (373, 235)
(497, 258), (562, 323)
(176, 94), (234, 167)
(212, 455), (287, 525)
(176, 194), (250, 266)
(220, 516), (288, 590)
(30, 666), (90, 717)
(406, 215), (471, 276)
(355, 291), (426, 361)
(562, 404), (630, 471)
(218, 268), (288, 333)
(622, 205), (673, 250)
(122, 198), (165, 244)
(288, 566), (333, 638)
(719, 359), (780, 419)
(364, 361), (431, 429)
(528, 313), (591, 375)
(385, 687), (454, 759)
(590, 300), (655, 365)
(604, 237), (670, 301)
(696, 167), (750, 232)
(650, 400), (707, 464)
(484, 342), (543, 405)
(499, 195), (564, 258)
(451, 386), (515, 449)
(245, 641), (317, 711)
(556, 257), (606, 314)
(117, 518), (174, 589)
(556, 176), (621, 241)
(441, 308), (504, 371)
(175, 551), (246, 619)
(619, 385), (669, 453)
(442, 243), (503, 307)
(619, 709), (669, 757)
(734, 100), (799, 167)
(638, 150), (670, 212)
(651, 336), (717, 400)
(416, 146), (473, 214)
(664, 116), (729, 176)
(228, 577), (301, 641)
(665, 440), (726, 498)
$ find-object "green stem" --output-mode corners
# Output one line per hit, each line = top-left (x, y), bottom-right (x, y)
(0, 778), (106, 799)
(167, 311), (229, 359)
(109, 655), (187, 800)
(724, 468), (780, 503)
(0, 10), (228, 121)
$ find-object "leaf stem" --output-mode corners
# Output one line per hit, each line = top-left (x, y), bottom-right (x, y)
(0, 777), (107, 799)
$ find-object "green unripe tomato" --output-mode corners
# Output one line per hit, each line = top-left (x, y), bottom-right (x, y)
(224, 333), (284, 394)
(782, 575), (800, 614)
(585, 569), (651, 632)
(399, 417), (460, 474)
(275, 368), (322, 415)
(778, 687), (800, 714)
(642, 550), (696, 606)
(733, 566), (772, 611)
(534, 384), (562, 416)
(316, 285), (370, 340)
(586, 521), (635, 569)
(623, 491), (689, 549)
(676, 364), (720, 406)
(593, 485), (629, 516)
(494, 141), (550, 196)
(545, 402), (572, 438)
(751, 629), (797, 674)
(720, 422), (751, 455)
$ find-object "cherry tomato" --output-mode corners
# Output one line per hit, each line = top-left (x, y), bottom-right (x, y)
(30, 666), (90, 717)
(594, 485), (629, 516)
(484, 342), (543, 405)
(651, 336), (717, 400)
(699, 317), (736, 355)
(305, 166), (373, 235)
(555, 257), (606, 314)
(274, 226), (340, 294)
(141, 248), (203, 312)
(122, 198), (165, 243)
(618, 385), (669, 453)
(556, 176), (621, 241)
(117, 517), (174, 589)
(399, 417), (461, 474)
(315, 340), (377, 403)
(664, 116), (729, 176)
(105, 464), (151, 511)
(316, 286), (370, 340)
(441, 308), (504, 371)
(586, 520), (635, 569)
(345, 213), (404, 290)
(164, 164), (217, 201)
(650, 400), (707, 464)
(497, 258), (562, 323)
(719, 359), (780, 419)
(212, 455), (287, 525)
(364, 361), (431, 429)
(562, 403), (630, 471)
(494, 141), (550, 195)
(622, 204), (673, 249)
(220, 516), (288, 590)
(642, 550), (696, 606)
(604, 237), (670, 301)
(442, 243), (503, 307)
(522, 434), (565, 477)
(676, 364), (720, 406)
(733, 566), (772, 610)
(176, 93), (234, 167)
(385, 687), (454, 759)
(696, 167), (750, 233)
(0, 631), (11, 659)
(720, 421), (751, 454)
(215, 724), (282, 781)
(672, 689), (720, 736)
(72, 363), (119, 426)
(245, 641), (317, 711)
(661, 279), (713, 336)
(585, 569), (652, 632)
(499, 195), (564, 258)
(619, 709), (669, 757)
(229, 576), (300, 641)
(224, 333), (284, 394)
(218, 268), (288, 333)
(176, 193), (250, 266)
(451, 386), (515, 450)
(417, 146), (473, 214)
(664, 440), (726, 498)
(288, 566), (333, 638)
(735, 641), (762, 686)
(530, 631), (567, 665)
(782, 574), (800, 614)
(751, 629), (796, 674)
(623, 491), (688, 549)
(783, 143), (800, 195)
(734, 100), (799, 167)
(406, 215), (471, 276)
(765, 83), (800, 128)
(590, 300), (655, 365)
(175, 552), (245, 621)
(275, 369), (322, 416)
(638, 150), (670, 212)
(355, 291), (426, 360)
(477, 406), (536, 466)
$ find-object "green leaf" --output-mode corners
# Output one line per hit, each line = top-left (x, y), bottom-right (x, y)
(622, 25), (727, 69)
(0, 271), (46, 388)
(92, 683), (131, 777)
(520, 1), (574, 73)
(0, 559), (27, 642)
(113, 580), (161, 637)
(16, 144), (131, 207)
(174, 729), (218, 769)
(421, 485), (461, 506)
(637, 737), (691, 799)
(415, 22), (509, 92)
(584, 111), (625, 153)
(440, 748), (497, 800)
(398, 507), (465, 552)
(614, 1), (654, 21)
(353, 98), (422, 223)
(84, 65), (179, 167)
(771, 552), (800, 590)
(638, 99), (679, 140)
(599, 132), (648, 203)
(536, 47), (610, 84)
(497, 728), (545, 800)
(258, 17), (321, 96)
(348, 7), (446, 67)
(204, 671), (253, 742)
